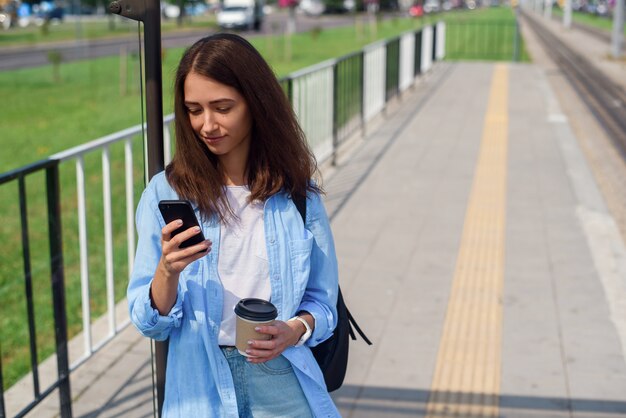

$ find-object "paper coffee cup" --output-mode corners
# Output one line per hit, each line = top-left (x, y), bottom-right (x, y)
(234, 298), (278, 357)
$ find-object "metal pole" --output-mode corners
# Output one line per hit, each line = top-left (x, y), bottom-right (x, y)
(287, 5), (296, 34)
(395, 38), (400, 98)
(544, 0), (552, 19)
(0, 338), (5, 418)
(143, 0), (165, 176)
(359, 51), (365, 138)
(612, 0), (624, 58)
(415, 29), (422, 76)
(154, 341), (167, 415)
(19, 177), (41, 398)
(109, 0), (165, 415)
(109, 0), (165, 175)
(47, 164), (73, 418)
(332, 63), (339, 166)
(432, 26), (437, 62)
(287, 77), (293, 104)
(563, 0), (572, 28)
(513, 6), (521, 61)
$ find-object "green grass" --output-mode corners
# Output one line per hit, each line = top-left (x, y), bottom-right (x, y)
(552, 7), (626, 35)
(443, 7), (530, 61)
(0, 17), (432, 172)
(0, 15), (219, 47)
(335, 53), (363, 134)
(0, 8), (524, 391)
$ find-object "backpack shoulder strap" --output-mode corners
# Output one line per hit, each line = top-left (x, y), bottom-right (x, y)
(347, 308), (373, 345)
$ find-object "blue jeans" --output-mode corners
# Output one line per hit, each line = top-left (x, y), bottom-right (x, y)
(221, 347), (313, 418)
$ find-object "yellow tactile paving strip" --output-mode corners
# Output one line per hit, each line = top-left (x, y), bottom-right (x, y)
(425, 64), (509, 418)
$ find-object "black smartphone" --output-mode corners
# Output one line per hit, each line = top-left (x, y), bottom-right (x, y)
(158, 200), (206, 249)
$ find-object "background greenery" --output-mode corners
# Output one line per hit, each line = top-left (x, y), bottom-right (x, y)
(551, 7), (626, 35)
(0, 15), (219, 46)
(0, 7), (526, 390)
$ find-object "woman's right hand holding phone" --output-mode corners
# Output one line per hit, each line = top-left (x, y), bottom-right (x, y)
(151, 220), (212, 314)
(160, 219), (211, 275)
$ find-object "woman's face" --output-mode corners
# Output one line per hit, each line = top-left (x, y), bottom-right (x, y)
(184, 71), (252, 165)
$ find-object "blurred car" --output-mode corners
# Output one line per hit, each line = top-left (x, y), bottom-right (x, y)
(408, 4), (424, 16)
(217, 5), (252, 28)
(32, 1), (65, 25)
(185, 3), (209, 15)
(423, 0), (440, 12)
(0, 11), (11, 29)
(161, 3), (181, 18)
(343, 0), (356, 11)
(595, 0), (608, 15)
(0, 12), (11, 30)
(323, 0), (357, 13)
(299, 0), (326, 15)
(0, 0), (17, 28)
(44, 6), (64, 21)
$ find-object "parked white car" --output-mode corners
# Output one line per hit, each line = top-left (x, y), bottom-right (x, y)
(423, 0), (440, 12)
(0, 11), (11, 30)
(217, 0), (264, 30)
(217, 5), (254, 29)
(299, 0), (325, 16)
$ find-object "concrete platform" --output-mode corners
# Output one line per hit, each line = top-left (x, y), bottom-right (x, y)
(329, 59), (626, 417)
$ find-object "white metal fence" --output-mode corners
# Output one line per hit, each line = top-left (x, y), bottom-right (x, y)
(400, 32), (416, 92)
(422, 25), (434, 73)
(290, 61), (336, 163)
(364, 40), (387, 122)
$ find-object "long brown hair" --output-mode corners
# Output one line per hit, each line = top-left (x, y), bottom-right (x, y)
(166, 33), (320, 221)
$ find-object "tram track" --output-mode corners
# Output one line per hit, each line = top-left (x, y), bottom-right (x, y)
(522, 10), (626, 160)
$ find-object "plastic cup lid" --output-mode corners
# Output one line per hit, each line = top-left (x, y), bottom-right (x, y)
(234, 298), (278, 322)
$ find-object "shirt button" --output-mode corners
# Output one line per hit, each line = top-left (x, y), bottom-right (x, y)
(270, 238), (276, 244)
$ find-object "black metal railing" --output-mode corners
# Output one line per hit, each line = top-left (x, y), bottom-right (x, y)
(415, 30), (423, 76)
(385, 37), (401, 102)
(0, 160), (72, 418)
(333, 51), (365, 152)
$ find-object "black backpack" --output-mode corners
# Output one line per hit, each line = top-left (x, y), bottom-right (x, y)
(294, 195), (372, 392)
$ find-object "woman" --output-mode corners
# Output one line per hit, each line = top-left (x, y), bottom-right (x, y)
(127, 33), (340, 417)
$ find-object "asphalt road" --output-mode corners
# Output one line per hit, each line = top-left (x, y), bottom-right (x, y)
(0, 12), (357, 71)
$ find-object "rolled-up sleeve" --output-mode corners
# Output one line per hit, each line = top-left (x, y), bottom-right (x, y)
(130, 282), (183, 341)
(298, 192), (339, 346)
(127, 180), (183, 341)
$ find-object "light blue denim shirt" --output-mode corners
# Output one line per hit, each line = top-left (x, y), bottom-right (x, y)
(127, 172), (340, 417)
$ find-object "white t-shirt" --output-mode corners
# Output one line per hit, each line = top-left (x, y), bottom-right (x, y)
(217, 186), (271, 346)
